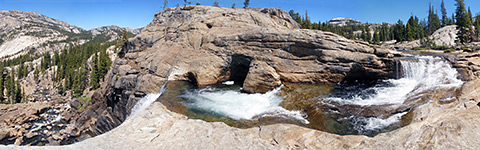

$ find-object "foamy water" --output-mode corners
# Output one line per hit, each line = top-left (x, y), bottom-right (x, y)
(128, 82), (167, 119)
(181, 86), (309, 124)
(353, 112), (408, 131)
(327, 56), (463, 106)
(327, 56), (463, 133)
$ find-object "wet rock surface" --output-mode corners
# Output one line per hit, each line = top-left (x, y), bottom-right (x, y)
(5, 76), (478, 149)
(70, 5), (400, 139)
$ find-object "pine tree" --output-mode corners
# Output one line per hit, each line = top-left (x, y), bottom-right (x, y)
(243, 0), (250, 8)
(5, 71), (14, 104)
(303, 10), (313, 29)
(427, 5), (441, 35)
(41, 52), (51, 72)
(406, 16), (417, 41)
(53, 50), (60, 66)
(90, 54), (99, 89)
(21, 87), (25, 103)
(455, 0), (473, 44)
(0, 65), (4, 101)
(441, 0), (448, 26)
(373, 30), (380, 43)
(213, 0), (219, 7)
(468, 7), (473, 22)
(33, 67), (39, 82)
(289, 10), (301, 25)
(14, 82), (21, 103)
(162, 0), (168, 9)
(17, 63), (24, 78)
(118, 30), (129, 57)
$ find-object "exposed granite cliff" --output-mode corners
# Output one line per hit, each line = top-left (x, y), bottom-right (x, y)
(70, 6), (399, 139)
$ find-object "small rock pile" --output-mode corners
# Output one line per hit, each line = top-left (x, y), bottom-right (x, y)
(0, 101), (78, 145)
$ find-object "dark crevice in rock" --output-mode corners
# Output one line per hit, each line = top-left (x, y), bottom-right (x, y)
(187, 72), (199, 88)
(229, 54), (253, 86)
(206, 23), (213, 29)
(343, 59), (397, 83)
(477, 102), (480, 108)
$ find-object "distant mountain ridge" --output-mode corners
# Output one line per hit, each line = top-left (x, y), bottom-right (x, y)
(0, 10), (140, 58)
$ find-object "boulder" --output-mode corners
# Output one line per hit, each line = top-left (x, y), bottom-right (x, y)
(242, 60), (282, 93)
(14, 137), (22, 145)
(25, 132), (37, 139)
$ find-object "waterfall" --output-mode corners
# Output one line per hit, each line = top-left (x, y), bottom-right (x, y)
(325, 56), (463, 133)
(327, 56), (463, 106)
(127, 81), (167, 119)
(127, 54), (183, 119)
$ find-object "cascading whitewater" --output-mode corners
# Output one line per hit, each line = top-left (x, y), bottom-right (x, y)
(328, 56), (463, 105)
(127, 82), (167, 119)
(326, 56), (463, 132)
(128, 54), (183, 119)
(180, 85), (309, 124)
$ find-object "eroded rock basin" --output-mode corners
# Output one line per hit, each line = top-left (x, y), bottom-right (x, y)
(156, 56), (464, 137)
(5, 73), (479, 149)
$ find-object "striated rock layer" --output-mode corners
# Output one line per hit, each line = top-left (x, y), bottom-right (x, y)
(70, 6), (398, 140)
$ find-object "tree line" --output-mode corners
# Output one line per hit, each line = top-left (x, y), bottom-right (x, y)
(49, 41), (112, 97)
(290, 0), (480, 47)
(0, 37), (114, 104)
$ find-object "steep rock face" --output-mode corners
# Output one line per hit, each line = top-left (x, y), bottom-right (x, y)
(74, 6), (397, 137)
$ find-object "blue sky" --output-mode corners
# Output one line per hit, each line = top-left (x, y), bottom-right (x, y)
(1, 0), (480, 30)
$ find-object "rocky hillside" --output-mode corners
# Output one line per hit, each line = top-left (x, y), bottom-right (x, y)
(0, 10), (84, 57)
(90, 25), (141, 42)
(0, 10), (141, 146)
(68, 5), (400, 141)
(0, 10), (140, 58)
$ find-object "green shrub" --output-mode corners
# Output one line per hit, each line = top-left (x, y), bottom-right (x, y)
(431, 45), (448, 50)
(443, 49), (455, 53)
(412, 47), (428, 50)
(78, 96), (92, 109)
(182, 6), (195, 10)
